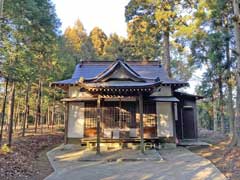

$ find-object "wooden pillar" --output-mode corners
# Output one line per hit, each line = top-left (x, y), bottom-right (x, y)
(171, 102), (177, 142)
(139, 92), (144, 153)
(119, 98), (122, 128)
(96, 95), (101, 154)
(64, 102), (69, 144)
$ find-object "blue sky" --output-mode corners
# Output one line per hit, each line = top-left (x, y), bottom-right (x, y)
(52, 0), (130, 37)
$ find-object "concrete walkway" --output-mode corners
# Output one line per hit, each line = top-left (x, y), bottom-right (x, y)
(45, 145), (226, 180)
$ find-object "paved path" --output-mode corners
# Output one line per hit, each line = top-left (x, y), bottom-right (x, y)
(45, 145), (226, 180)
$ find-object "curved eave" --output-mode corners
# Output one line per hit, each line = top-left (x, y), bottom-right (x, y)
(50, 78), (79, 87)
(50, 82), (74, 87)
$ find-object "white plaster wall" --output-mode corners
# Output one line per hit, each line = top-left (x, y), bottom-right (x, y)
(151, 86), (172, 97)
(68, 102), (85, 138)
(68, 87), (92, 98)
(156, 102), (174, 137)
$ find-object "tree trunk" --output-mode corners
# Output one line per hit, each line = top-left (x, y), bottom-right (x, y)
(228, 82), (234, 134)
(35, 80), (42, 133)
(0, 0), (4, 18)
(22, 84), (30, 137)
(34, 93), (38, 133)
(0, 0), (5, 145)
(163, 31), (171, 77)
(26, 110), (29, 129)
(0, 78), (8, 145)
(40, 82), (43, 134)
(47, 106), (50, 129)
(226, 40), (235, 135)
(14, 101), (20, 130)
(57, 114), (60, 128)
(51, 90), (56, 131)
(45, 112), (48, 126)
(7, 82), (15, 147)
(218, 77), (225, 134)
(231, 0), (240, 146)
(213, 90), (218, 131)
(51, 108), (54, 131)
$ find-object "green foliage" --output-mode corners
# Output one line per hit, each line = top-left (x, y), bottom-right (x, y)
(103, 33), (123, 60)
(198, 101), (213, 129)
(0, 0), (237, 134)
(64, 19), (97, 61)
(90, 27), (107, 56)
(192, 0), (234, 132)
(0, 0), (74, 132)
(125, 0), (197, 80)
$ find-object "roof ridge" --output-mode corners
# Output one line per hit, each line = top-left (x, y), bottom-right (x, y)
(79, 60), (160, 66)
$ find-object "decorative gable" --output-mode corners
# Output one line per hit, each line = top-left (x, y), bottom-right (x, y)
(93, 59), (145, 82)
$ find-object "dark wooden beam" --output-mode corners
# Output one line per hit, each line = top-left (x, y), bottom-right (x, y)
(119, 98), (122, 128)
(96, 95), (101, 154)
(64, 102), (69, 144)
(139, 92), (144, 153)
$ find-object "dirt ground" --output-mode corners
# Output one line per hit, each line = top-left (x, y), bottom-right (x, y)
(32, 144), (60, 180)
(0, 132), (63, 180)
(191, 129), (240, 180)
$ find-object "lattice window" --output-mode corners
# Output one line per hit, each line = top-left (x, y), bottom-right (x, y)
(102, 101), (136, 129)
(84, 102), (97, 128)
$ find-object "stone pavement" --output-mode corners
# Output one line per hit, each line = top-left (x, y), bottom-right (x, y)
(45, 145), (226, 180)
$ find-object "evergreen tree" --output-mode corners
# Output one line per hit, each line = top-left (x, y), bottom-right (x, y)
(90, 27), (107, 57)
(103, 33), (123, 60)
(125, 0), (196, 77)
(64, 19), (87, 61)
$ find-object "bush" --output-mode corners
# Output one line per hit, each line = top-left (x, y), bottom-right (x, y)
(0, 144), (12, 155)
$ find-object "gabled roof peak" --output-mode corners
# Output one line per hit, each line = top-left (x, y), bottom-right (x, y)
(93, 59), (145, 82)
(116, 57), (124, 62)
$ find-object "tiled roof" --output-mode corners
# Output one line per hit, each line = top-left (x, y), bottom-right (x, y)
(52, 60), (188, 86)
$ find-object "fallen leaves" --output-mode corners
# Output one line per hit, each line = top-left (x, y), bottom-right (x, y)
(0, 133), (63, 180)
(192, 129), (240, 180)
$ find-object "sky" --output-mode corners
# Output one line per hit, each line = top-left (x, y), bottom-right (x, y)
(52, 0), (130, 37)
(52, 0), (202, 94)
